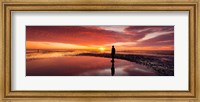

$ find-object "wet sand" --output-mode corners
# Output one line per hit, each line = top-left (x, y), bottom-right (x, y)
(78, 53), (174, 76)
(26, 56), (157, 76)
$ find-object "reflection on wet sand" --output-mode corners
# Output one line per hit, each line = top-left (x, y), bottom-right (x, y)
(111, 60), (115, 76)
(26, 56), (157, 76)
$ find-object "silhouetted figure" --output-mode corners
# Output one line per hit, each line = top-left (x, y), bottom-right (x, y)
(111, 45), (115, 61)
(111, 45), (115, 76)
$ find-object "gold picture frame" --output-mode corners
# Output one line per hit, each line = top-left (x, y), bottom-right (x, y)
(0, 0), (199, 101)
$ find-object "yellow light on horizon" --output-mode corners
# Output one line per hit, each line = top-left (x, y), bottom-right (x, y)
(99, 47), (105, 52)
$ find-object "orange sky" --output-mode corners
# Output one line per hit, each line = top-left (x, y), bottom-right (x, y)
(26, 26), (174, 51)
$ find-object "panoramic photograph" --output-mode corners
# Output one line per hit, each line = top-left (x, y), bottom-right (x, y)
(26, 26), (174, 76)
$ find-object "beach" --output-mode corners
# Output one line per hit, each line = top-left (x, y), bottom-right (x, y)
(78, 53), (174, 76)
(26, 50), (174, 76)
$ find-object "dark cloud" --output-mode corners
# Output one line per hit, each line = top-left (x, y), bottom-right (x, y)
(124, 26), (174, 41)
(125, 26), (174, 33)
(136, 33), (174, 47)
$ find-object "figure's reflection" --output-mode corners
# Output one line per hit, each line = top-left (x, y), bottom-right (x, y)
(111, 60), (115, 76)
(111, 45), (115, 76)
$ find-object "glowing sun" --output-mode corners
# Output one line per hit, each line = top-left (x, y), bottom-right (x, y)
(99, 47), (105, 52)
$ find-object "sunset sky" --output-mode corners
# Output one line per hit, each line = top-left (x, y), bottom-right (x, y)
(26, 26), (174, 51)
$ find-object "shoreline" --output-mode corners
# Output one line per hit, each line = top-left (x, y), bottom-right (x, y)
(78, 53), (174, 76)
(26, 52), (174, 76)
